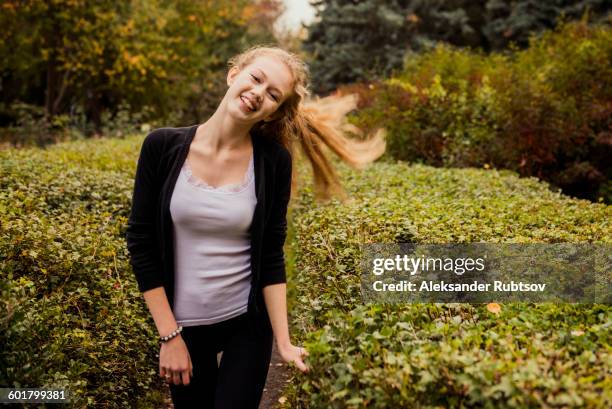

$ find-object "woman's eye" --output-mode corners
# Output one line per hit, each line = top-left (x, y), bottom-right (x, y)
(251, 74), (277, 101)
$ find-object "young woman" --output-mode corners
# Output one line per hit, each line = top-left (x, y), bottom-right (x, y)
(125, 45), (385, 408)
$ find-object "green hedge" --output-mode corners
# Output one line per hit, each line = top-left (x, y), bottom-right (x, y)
(0, 135), (165, 408)
(2, 134), (610, 408)
(285, 156), (611, 408)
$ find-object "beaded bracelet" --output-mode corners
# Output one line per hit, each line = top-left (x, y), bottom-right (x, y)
(160, 325), (183, 343)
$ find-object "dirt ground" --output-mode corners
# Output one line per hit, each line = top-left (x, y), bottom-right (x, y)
(163, 340), (290, 408)
(259, 340), (292, 409)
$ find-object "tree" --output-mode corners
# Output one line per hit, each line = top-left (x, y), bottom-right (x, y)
(0, 0), (283, 130)
(303, 0), (415, 95)
(301, 0), (611, 94)
(484, 0), (612, 50)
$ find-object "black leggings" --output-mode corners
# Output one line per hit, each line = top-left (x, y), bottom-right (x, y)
(169, 312), (273, 409)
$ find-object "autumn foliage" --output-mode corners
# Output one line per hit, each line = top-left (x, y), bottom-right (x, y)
(340, 19), (612, 203)
(0, 0), (282, 138)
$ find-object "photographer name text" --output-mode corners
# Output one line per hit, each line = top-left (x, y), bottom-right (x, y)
(372, 280), (546, 292)
(370, 255), (546, 292)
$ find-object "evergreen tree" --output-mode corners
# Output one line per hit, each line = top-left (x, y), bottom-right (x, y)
(302, 0), (610, 93)
(401, 0), (488, 51)
(484, 0), (611, 50)
(303, 0), (414, 94)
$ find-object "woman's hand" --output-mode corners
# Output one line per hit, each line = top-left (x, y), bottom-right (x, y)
(261, 284), (309, 372)
(159, 335), (193, 385)
(278, 343), (309, 373)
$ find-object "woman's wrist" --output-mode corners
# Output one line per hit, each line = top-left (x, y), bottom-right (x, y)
(157, 319), (179, 336)
(161, 334), (183, 346)
(160, 325), (183, 343)
(277, 338), (292, 352)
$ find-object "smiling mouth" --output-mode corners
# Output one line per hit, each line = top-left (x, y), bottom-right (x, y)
(240, 95), (257, 112)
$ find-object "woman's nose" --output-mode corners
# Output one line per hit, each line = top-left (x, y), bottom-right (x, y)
(251, 86), (266, 101)
(251, 91), (263, 104)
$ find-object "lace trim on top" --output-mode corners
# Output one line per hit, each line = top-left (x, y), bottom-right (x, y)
(182, 153), (254, 194)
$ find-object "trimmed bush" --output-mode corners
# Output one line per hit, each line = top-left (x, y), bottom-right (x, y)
(1, 132), (610, 408)
(284, 155), (611, 408)
(0, 135), (165, 408)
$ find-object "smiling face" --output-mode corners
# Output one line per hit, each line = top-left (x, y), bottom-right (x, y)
(226, 55), (295, 124)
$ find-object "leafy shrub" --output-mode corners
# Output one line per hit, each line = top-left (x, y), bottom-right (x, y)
(343, 19), (612, 203)
(0, 102), (77, 147)
(1, 132), (610, 408)
(0, 135), (165, 408)
(284, 156), (611, 408)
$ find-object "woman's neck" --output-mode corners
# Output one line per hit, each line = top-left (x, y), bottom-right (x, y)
(197, 107), (253, 155)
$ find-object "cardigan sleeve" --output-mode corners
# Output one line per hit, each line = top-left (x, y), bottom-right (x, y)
(125, 129), (166, 292)
(259, 146), (292, 288)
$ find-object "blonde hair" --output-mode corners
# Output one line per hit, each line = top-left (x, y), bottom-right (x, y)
(228, 45), (386, 202)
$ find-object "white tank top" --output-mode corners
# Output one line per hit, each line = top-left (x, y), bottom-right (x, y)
(170, 153), (256, 326)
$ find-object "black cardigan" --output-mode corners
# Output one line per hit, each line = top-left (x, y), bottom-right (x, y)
(125, 125), (292, 334)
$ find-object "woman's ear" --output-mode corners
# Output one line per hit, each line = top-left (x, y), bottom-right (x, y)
(227, 66), (240, 87)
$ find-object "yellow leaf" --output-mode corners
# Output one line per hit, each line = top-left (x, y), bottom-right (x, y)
(278, 396), (287, 404)
(486, 303), (501, 314)
(241, 5), (256, 21)
(406, 13), (420, 23)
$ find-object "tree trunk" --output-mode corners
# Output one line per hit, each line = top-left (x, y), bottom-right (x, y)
(44, 51), (59, 119)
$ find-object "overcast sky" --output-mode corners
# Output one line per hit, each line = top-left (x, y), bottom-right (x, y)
(274, 0), (317, 34)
